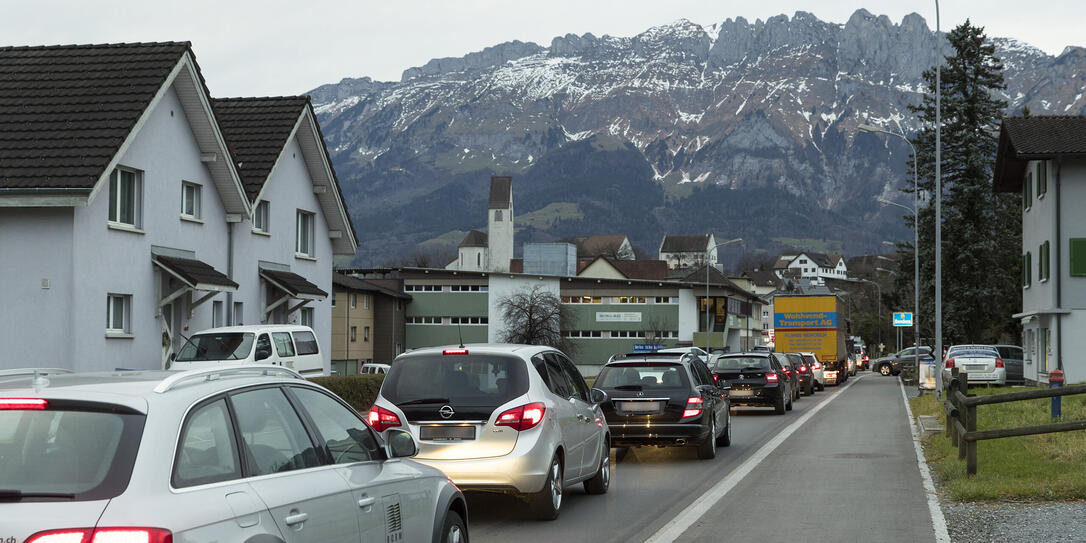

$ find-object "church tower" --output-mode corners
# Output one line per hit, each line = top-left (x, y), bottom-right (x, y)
(487, 176), (513, 272)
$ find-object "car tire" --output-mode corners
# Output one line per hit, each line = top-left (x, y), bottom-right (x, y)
(439, 509), (468, 543)
(583, 440), (610, 495)
(786, 390), (794, 411)
(715, 412), (732, 447)
(774, 391), (786, 414)
(697, 419), (717, 460)
(530, 454), (563, 521)
(806, 380), (814, 396)
(879, 364), (891, 376)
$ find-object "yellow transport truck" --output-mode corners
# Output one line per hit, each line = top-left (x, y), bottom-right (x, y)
(773, 294), (849, 385)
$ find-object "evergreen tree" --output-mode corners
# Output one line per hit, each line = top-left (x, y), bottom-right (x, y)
(902, 20), (1021, 345)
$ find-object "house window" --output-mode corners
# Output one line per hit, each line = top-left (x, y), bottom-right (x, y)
(253, 200), (270, 233)
(181, 182), (201, 219)
(350, 326), (357, 342)
(364, 326), (370, 342)
(799, 259), (807, 264)
(1072, 238), (1086, 277)
(212, 300), (224, 328)
(300, 307), (314, 328)
(477, 253), (481, 267)
(494, 210), (503, 222)
(106, 294), (131, 334)
(1037, 161), (1048, 197)
(350, 294), (357, 308)
(108, 168), (142, 227)
(1023, 172), (1032, 210)
(233, 302), (244, 326)
(296, 210), (315, 256)
(364, 295), (370, 309)
(1040, 241), (1050, 282)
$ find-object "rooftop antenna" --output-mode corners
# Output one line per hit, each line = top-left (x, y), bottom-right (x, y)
(457, 321), (465, 348)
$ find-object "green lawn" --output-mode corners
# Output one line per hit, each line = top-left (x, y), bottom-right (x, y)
(910, 386), (1086, 501)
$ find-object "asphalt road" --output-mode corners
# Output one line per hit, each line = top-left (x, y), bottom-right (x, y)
(468, 373), (936, 543)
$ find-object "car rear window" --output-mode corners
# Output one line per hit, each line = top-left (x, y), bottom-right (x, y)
(950, 347), (998, 357)
(0, 401), (144, 501)
(596, 363), (690, 389)
(801, 354), (818, 365)
(292, 331), (319, 355)
(383, 354), (529, 406)
(714, 356), (771, 371)
(996, 346), (1022, 359)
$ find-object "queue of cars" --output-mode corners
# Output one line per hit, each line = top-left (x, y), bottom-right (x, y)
(874, 343), (1025, 386)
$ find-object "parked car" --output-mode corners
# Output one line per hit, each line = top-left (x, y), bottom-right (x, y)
(0, 365), (467, 543)
(786, 353), (815, 396)
(994, 345), (1025, 384)
(710, 352), (795, 414)
(874, 347), (934, 376)
(168, 324), (325, 376)
(360, 362), (390, 375)
(369, 344), (611, 520)
(655, 346), (710, 366)
(942, 345), (1007, 386)
(799, 352), (825, 391)
(595, 353), (730, 460)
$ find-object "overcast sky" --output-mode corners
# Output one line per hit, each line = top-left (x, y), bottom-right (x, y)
(4, 0), (1084, 97)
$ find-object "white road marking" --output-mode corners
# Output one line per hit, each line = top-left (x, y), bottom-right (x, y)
(645, 375), (866, 543)
(899, 379), (952, 543)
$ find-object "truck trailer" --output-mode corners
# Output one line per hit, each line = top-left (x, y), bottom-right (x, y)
(773, 294), (849, 385)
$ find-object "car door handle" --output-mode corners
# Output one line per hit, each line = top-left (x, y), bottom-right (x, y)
(284, 512), (308, 526)
(358, 496), (377, 508)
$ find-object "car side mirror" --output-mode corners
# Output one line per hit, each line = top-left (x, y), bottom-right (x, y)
(386, 429), (417, 459)
(590, 388), (608, 404)
(255, 346), (272, 361)
(168, 352), (176, 362)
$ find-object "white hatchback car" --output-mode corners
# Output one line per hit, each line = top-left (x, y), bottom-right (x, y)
(0, 366), (467, 543)
(799, 352), (826, 391)
(370, 344), (612, 520)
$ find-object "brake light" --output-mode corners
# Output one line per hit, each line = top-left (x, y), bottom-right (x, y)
(765, 372), (779, 383)
(812, 362), (822, 370)
(995, 358), (1004, 368)
(367, 405), (401, 432)
(799, 365), (808, 373)
(682, 396), (703, 419)
(864, 355), (869, 362)
(25, 528), (172, 543)
(495, 402), (546, 431)
(0, 398), (48, 410)
(443, 348), (469, 355)
(713, 373), (719, 382)
(945, 358), (955, 369)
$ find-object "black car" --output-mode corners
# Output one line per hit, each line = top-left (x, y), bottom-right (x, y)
(595, 353), (731, 459)
(710, 352), (795, 414)
(786, 352), (815, 396)
(874, 347), (934, 376)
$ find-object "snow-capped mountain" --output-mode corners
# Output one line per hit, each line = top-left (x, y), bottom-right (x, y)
(309, 9), (1086, 265)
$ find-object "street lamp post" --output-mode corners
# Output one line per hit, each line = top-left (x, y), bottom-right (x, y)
(705, 238), (743, 354)
(935, 0), (944, 397)
(860, 121), (922, 392)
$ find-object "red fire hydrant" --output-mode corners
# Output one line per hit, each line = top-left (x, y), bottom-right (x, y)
(1050, 368), (1064, 420)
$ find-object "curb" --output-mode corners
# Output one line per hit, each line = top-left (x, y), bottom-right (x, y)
(900, 379), (952, 543)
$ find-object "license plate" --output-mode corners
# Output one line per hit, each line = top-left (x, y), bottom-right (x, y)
(618, 401), (662, 413)
(420, 425), (475, 441)
(729, 389), (754, 397)
(968, 372), (997, 379)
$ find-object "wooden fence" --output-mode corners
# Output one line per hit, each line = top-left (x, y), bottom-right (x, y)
(942, 367), (1086, 475)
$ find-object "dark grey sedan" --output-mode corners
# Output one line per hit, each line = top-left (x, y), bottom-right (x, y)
(994, 345), (1024, 384)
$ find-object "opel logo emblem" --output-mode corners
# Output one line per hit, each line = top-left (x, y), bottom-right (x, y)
(439, 405), (455, 419)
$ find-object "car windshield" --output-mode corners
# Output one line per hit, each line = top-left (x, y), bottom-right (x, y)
(713, 356), (771, 371)
(382, 354), (528, 406)
(596, 363), (690, 389)
(0, 405), (144, 501)
(174, 332), (254, 362)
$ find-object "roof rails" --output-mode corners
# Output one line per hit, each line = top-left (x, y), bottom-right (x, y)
(154, 365), (304, 394)
(0, 368), (74, 378)
(605, 352), (699, 364)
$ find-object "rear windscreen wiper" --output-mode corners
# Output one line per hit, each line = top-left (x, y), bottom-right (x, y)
(0, 489), (75, 501)
(399, 397), (452, 405)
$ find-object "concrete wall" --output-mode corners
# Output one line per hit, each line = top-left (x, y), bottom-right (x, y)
(488, 205), (513, 273)
(523, 242), (576, 276)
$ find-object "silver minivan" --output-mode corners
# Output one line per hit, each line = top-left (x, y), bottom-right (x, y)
(370, 344), (612, 520)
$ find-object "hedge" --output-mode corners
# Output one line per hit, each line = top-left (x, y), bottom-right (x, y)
(310, 374), (385, 413)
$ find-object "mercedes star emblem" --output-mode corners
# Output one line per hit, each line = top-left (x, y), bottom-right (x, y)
(637, 391), (644, 397)
(439, 405), (455, 419)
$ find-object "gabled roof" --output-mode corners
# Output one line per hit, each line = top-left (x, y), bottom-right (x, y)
(608, 258), (668, 280)
(488, 176), (512, 209)
(788, 251), (841, 268)
(568, 234), (631, 258)
(333, 272), (411, 299)
(660, 234), (710, 253)
(994, 116), (1086, 192)
(746, 269), (782, 288)
(459, 229), (488, 248)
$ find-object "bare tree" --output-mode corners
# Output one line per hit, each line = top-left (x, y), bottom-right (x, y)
(496, 285), (576, 354)
(642, 314), (671, 345)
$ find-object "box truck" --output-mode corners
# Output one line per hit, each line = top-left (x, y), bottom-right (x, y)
(773, 294), (849, 385)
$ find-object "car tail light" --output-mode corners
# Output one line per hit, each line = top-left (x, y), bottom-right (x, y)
(812, 362), (822, 370)
(443, 348), (469, 355)
(0, 398), (48, 410)
(864, 355), (869, 362)
(495, 402), (546, 431)
(367, 405), (401, 432)
(799, 365), (808, 373)
(995, 358), (1004, 368)
(945, 358), (955, 369)
(765, 372), (779, 383)
(682, 396), (703, 419)
(712, 373), (719, 382)
(25, 528), (172, 543)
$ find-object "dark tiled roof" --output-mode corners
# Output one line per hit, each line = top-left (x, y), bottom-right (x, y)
(260, 268), (327, 298)
(994, 116), (1086, 192)
(0, 42), (191, 190)
(212, 97), (308, 201)
(609, 258), (668, 280)
(154, 255), (238, 289)
(660, 234), (710, 253)
(458, 229), (488, 248)
(746, 269), (782, 287)
(333, 272), (410, 299)
(488, 176), (512, 209)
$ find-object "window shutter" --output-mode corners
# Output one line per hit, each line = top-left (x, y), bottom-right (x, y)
(1025, 252), (1032, 287)
(1071, 238), (1086, 277)
(1044, 241), (1051, 280)
(1039, 162), (1047, 196)
(1024, 172), (1032, 209)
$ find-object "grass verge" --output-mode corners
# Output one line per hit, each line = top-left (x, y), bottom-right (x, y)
(909, 385), (1086, 501)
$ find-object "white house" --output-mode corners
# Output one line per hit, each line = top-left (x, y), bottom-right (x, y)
(773, 252), (847, 282)
(0, 42), (356, 372)
(994, 116), (1086, 384)
(659, 233), (718, 269)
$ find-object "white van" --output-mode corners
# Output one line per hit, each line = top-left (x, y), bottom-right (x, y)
(360, 363), (390, 375)
(167, 325), (326, 377)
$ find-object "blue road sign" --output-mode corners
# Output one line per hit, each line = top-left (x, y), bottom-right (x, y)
(633, 343), (666, 352)
(893, 312), (913, 327)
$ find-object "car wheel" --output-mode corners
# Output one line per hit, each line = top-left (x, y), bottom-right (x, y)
(794, 384), (801, 401)
(583, 440), (610, 494)
(774, 391), (786, 414)
(879, 364), (891, 376)
(530, 454), (563, 520)
(786, 390), (794, 411)
(697, 418), (717, 459)
(715, 412), (732, 447)
(440, 509), (467, 543)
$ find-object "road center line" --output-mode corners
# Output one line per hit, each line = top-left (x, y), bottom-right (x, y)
(645, 375), (866, 543)
(898, 379), (951, 543)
